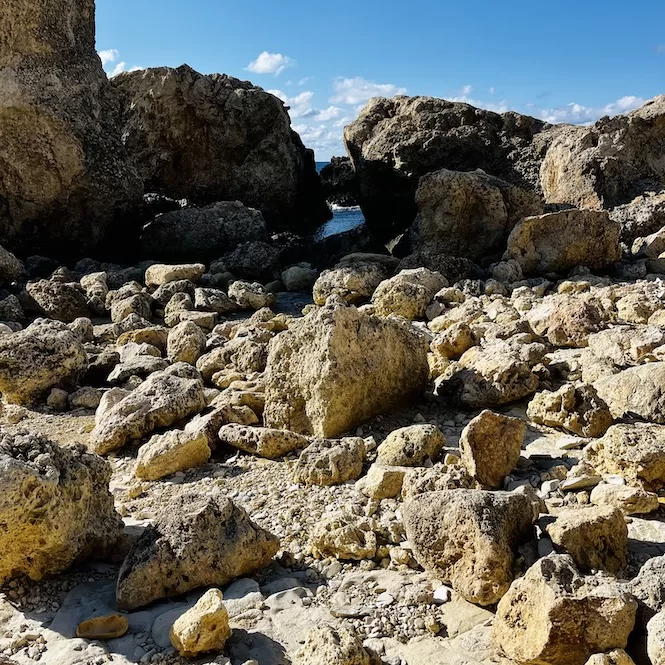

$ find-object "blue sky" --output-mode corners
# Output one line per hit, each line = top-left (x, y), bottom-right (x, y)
(97, 0), (665, 160)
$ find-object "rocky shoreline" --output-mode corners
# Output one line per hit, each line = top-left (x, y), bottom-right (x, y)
(2, 1), (665, 665)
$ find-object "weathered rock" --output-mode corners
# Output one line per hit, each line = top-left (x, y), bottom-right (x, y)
(546, 506), (627, 574)
(436, 339), (541, 408)
(344, 96), (551, 240)
(594, 362), (665, 424)
(319, 156), (360, 206)
(611, 191), (665, 243)
(628, 555), (665, 626)
(411, 168), (542, 261)
(493, 554), (638, 665)
(0, 430), (121, 583)
(371, 268), (447, 320)
(218, 424), (308, 459)
(527, 296), (606, 348)
(377, 424), (445, 467)
(313, 263), (387, 305)
(541, 97), (665, 210)
(585, 325), (665, 369)
(25, 280), (90, 322)
(113, 65), (330, 231)
(459, 410), (525, 489)
(170, 588), (231, 658)
(228, 280), (276, 310)
(356, 463), (408, 499)
(281, 264), (318, 292)
(430, 322), (476, 360)
(647, 610), (665, 665)
(295, 625), (370, 665)
(145, 263), (206, 287)
(0, 320), (87, 404)
(585, 423), (665, 490)
(167, 321), (207, 365)
(293, 437), (366, 486)
(0, 246), (24, 285)
(0, 0), (142, 256)
(527, 384), (613, 437)
(141, 201), (267, 262)
(590, 483), (659, 515)
(505, 209), (621, 275)
(401, 462), (475, 498)
(116, 490), (279, 609)
(310, 514), (377, 561)
(135, 429), (211, 481)
(264, 299), (429, 437)
(110, 293), (152, 324)
(403, 490), (535, 606)
(89, 368), (206, 454)
(585, 650), (636, 665)
(194, 287), (238, 314)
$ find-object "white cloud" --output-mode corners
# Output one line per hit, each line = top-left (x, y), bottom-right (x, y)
(299, 76), (314, 86)
(293, 123), (345, 160)
(98, 49), (142, 78)
(462, 84), (473, 95)
(268, 89), (315, 119)
(489, 86), (496, 95)
(313, 106), (345, 122)
(536, 95), (647, 124)
(98, 49), (119, 66)
(246, 51), (294, 76)
(330, 77), (407, 105)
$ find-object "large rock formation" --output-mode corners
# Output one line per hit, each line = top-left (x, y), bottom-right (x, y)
(344, 96), (552, 240)
(0, 0), (142, 256)
(264, 297), (429, 437)
(319, 156), (359, 206)
(113, 65), (330, 232)
(0, 429), (122, 583)
(541, 96), (665, 209)
(410, 168), (542, 262)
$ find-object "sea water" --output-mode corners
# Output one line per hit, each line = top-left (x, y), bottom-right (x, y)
(315, 161), (365, 239)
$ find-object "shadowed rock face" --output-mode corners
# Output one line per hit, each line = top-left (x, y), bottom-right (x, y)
(344, 96), (553, 241)
(112, 65), (331, 233)
(0, 0), (143, 257)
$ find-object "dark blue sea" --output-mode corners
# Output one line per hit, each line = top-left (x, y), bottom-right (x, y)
(315, 161), (365, 240)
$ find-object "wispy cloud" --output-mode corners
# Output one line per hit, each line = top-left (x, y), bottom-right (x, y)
(247, 51), (294, 76)
(98, 49), (142, 77)
(536, 95), (647, 124)
(330, 76), (407, 105)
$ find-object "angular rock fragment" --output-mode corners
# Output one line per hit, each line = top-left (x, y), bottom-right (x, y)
(403, 490), (535, 606)
(0, 320), (87, 404)
(459, 410), (525, 489)
(264, 298), (429, 437)
(0, 430), (121, 583)
(546, 506), (628, 574)
(493, 555), (637, 665)
(377, 424), (445, 467)
(218, 424), (308, 459)
(89, 368), (206, 454)
(116, 490), (279, 610)
(293, 437), (366, 486)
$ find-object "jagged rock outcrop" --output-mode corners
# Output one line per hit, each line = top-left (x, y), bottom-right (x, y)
(113, 65), (330, 232)
(319, 156), (359, 206)
(0, 0), (142, 256)
(0, 429), (122, 583)
(344, 96), (552, 240)
(541, 96), (665, 209)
